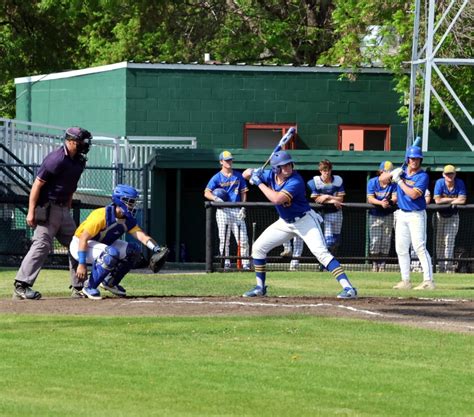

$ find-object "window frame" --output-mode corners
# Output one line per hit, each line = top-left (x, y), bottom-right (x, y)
(338, 124), (391, 151)
(244, 123), (297, 149)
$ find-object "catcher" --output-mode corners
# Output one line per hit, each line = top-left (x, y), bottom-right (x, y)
(69, 184), (168, 300)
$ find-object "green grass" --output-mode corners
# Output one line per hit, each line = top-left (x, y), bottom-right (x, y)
(1, 268), (473, 299)
(0, 268), (472, 417)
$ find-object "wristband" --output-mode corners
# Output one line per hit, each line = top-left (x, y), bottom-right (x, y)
(146, 239), (158, 250)
(78, 251), (87, 265)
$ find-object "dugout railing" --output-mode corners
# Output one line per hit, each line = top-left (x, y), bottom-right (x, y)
(205, 201), (474, 273)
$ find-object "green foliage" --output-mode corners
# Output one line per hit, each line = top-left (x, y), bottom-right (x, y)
(0, 0), (472, 127)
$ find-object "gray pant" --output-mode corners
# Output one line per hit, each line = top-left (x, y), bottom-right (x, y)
(15, 204), (78, 287)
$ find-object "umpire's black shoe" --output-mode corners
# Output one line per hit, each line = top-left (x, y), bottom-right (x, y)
(13, 281), (42, 300)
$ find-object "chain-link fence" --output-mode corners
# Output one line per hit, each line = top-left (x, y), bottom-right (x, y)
(0, 164), (149, 268)
(205, 202), (474, 273)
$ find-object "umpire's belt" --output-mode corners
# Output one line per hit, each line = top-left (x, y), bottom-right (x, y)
(283, 212), (308, 224)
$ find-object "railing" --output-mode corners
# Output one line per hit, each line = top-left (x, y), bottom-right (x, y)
(205, 201), (474, 273)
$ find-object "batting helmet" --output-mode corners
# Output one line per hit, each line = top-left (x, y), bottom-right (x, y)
(406, 146), (423, 161)
(65, 127), (92, 155)
(270, 151), (294, 174)
(212, 188), (229, 202)
(112, 184), (139, 218)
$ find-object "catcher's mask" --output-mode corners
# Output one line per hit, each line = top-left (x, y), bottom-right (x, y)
(112, 184), (139, 218)
(65, 126), (92, 156)
(270, 151), (294, 174)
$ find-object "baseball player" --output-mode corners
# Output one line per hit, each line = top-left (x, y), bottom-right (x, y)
(385, 146), (434, 290)
(366, 161), (397, 272)
(241, 151), (357, 298)
(204, 151), (250, 270)
(281, 236), (304, 271)
(307, 159), (345, 256)
(433, 164), (467, 273)
(69, 184), (163, 299)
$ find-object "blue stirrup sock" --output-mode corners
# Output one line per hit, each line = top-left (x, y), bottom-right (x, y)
(326, 258), (352, 289)
(253, 258), (266, 288)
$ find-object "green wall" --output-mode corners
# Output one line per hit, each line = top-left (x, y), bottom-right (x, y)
(16, 69), (127, 135)
(15, 63), (471, 151)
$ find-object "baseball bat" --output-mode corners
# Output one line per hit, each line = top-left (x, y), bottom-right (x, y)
(261, 127), (296, 170)
(237, 223), (242, 269)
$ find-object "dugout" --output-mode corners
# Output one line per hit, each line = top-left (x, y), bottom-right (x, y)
(149, 148), (474, 263)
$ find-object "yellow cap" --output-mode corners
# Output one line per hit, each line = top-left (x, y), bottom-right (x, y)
(443, 164), (456, 174)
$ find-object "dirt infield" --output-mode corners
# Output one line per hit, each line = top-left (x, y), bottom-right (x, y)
(1, 295), (472, 334)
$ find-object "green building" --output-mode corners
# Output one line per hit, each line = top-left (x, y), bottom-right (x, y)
(14, 62), (473, 261)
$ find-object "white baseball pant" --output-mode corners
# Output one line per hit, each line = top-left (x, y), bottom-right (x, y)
(252, 210), (333, 267)
(395, 210), (433, 281)
(435, 213), (459, 272)
(216, 208), (250, 267)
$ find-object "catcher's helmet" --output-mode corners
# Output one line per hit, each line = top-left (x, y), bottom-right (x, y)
(405, 146), (423, 161)
(112, 184), (139, 217)
(65, 127), (92, 155)
(270, 151), (294, 173)
(212, 188), (229, 201)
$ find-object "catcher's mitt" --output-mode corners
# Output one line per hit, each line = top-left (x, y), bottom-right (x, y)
(149, 247), (170, 273)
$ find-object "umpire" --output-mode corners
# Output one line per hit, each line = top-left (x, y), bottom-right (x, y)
(13, 127), (92, 300)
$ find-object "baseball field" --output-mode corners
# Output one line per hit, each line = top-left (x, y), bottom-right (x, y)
(0, 268), (472, 417)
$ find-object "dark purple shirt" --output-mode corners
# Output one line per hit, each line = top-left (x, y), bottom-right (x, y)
(36, 146), (86, 205)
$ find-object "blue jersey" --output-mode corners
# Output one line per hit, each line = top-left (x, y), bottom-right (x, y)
(205, 170), (248, 202)
(397, 169), (429, 211)
(261, 169), (311, 221)
(307, 175), (345, 214)
(434, 177), (466, 217)
(367, 177), (397, 216)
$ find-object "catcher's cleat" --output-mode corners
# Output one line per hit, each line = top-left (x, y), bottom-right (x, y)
(414, 280), (435, 290)
(337, 287), (358, 299)
(242, 285), (267, 297)
(13, 282), (41, 300)
(82, 287), (102, 300)
(393, 280), (412, 290)
(100, 281), (126, 297)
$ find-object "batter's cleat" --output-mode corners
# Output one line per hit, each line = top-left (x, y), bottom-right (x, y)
(100, 281), (127, 297)
(243, 285), (267, 297)
(414, 280), (435, 290)
(82, 287), (102, 300)
(13, 282), (42, 300)
(337, 287), (358, 299)
(71, 287), (85, 298)
(280, 249), (293, 257)
(393, 280), (412, 290)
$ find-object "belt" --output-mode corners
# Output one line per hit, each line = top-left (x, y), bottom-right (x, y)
(284, 212), (308, 224)
(50, 200), (68, 207)
(400, 208), (423, 213)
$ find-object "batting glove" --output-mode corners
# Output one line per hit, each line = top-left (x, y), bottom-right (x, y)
(237, 207), (246, 220)
(250, 168), (263, 186)
(391, 167), (404, 183)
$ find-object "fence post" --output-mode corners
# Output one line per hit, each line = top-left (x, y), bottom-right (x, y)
(205, 202), (213, 272)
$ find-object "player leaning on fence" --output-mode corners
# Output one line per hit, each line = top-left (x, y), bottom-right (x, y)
(242, 151), (357, 299)
(204, 151), (250, 270)
(433, 164), (467, 273)
(383, 146), (435, 290)
(366, 161), (397, 272)
(307, 159), (345, 256)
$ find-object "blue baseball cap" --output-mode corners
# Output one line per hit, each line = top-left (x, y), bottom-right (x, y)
(379, 161), (393, 172)
(219, 151), (233, 161)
